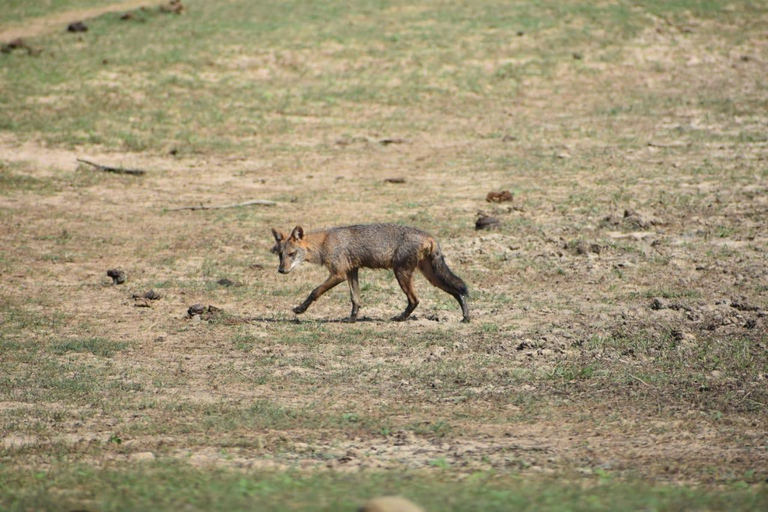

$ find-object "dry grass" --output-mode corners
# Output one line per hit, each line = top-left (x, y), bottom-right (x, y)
(1, 0), (767, 509)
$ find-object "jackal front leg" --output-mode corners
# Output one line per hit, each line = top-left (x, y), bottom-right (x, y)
(293, 274), (345, 315)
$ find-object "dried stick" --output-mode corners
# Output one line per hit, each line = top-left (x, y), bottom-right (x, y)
(77, 158), (146, 176)
(628, 374), (656, 389)
(647, 142), (691, 149)
(168, 199), (277, 211)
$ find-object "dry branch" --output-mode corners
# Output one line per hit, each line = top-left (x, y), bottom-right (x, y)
(77, 158), (146, 176)
(168, 199), (276, 211)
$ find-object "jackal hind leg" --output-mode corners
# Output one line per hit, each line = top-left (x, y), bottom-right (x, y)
(418, 260), (470, 323)
(293, 274), (345, 315)
(392, 268), (419, 321)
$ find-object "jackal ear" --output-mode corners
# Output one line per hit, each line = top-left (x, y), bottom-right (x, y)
(290, 226), (304, 241)
(271, 228), (285, 243)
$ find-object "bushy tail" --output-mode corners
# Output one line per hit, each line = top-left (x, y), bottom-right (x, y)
(419, 243), (470, 322)
(430, 251), (469, 297)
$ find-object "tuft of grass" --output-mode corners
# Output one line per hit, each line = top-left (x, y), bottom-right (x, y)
(0, 162), (51, 194)
(50, 337), (128, 357)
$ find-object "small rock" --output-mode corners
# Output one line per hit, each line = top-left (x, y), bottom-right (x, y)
(393, 430), (416, 446)
(338, 449), (359, 464)
(486, 190), (514, 203)
(475, 215), (501, 230)
(217, 278), (235, 287)
(187, 304), (205, 317)
(516, 339), (535, 350)
(4, 38), (26, 51)
(573, 241), (599, 255)
(67, 21), (88, 32)
(0, 38), (39, 55)
(623, 209), (663, 229)
(107, 269), (126, 285)
(651, 297), (670, 310)
(133, 290), (161, 300)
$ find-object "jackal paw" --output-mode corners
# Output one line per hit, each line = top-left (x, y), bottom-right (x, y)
(292, 305), (307, 315)
(391, 314), (409, 322)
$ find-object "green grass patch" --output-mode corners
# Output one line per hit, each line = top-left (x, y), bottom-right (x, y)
(0, 162), (52, 194)
(128, 400), (391, 437)
(1, 462), (767, 512)
(4, 0), (762, 152)
(50, 337), (128, 357)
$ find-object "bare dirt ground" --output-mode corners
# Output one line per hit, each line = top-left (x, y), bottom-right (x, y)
(1, 1), (766, 491)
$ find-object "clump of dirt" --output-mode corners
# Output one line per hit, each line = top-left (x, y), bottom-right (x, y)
(66, 21), (88, 33)
(486, 190), (513, 203)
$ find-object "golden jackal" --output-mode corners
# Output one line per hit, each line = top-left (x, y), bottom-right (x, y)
(271, 224), (470, 322)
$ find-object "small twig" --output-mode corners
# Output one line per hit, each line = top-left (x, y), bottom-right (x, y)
(733, 390), (753, 408)
(379, 137), (409, 145)
(77, 158), (146, 176)
(647, 142), (691, 149)
(168, 199), (276, 211)
(628, 374), (656, 389)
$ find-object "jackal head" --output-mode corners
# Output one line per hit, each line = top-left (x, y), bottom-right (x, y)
(270, 226), (306, 274)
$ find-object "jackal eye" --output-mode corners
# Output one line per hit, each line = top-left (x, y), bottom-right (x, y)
(288, 251), (297, 257)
